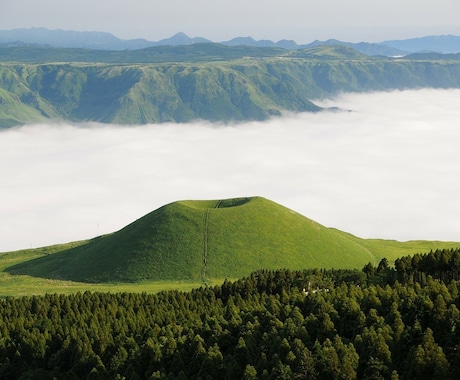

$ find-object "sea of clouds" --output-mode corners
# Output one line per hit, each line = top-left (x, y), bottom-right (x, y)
(1, 88), (459, 251)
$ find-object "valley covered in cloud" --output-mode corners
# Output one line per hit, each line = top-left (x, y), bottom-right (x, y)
(1, 88), (459, 252)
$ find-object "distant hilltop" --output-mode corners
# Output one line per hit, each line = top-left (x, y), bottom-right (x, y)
(1, 27), (460, 55)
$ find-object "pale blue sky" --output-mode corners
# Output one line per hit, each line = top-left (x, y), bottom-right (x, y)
(1, 0), (459, 43)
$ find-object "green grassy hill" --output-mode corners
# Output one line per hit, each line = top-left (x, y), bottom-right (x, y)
(7, 196), (460, 284)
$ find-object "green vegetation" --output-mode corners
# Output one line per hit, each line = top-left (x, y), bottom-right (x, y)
(0, 43), (289, 63)
(2, 252), (460, 378)
(2, 198), (460, 378)
(2, 42), (460, 378)
(4, 197), (460, 288)
(1, 44), (460, 127)
(335, 231), (460, 262)
(0, 243), (209, 296)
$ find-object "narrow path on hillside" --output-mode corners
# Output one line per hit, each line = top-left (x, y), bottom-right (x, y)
(202, 209), (210, 284)
(202, 200), (222, 284)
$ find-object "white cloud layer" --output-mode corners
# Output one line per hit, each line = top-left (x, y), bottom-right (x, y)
(1, 88), (459, 252)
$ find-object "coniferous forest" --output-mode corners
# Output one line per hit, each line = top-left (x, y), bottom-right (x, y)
(2, 249), (460, 379)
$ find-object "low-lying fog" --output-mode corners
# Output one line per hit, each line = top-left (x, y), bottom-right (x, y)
(1, 89), (459, 252)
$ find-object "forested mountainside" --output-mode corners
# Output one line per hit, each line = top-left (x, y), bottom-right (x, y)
(2, 249), (460, 379)
(1, 45), (460, 127)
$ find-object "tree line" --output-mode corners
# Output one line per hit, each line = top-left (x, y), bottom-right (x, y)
(394, 248), (460, 283)
(1, 249), (460, 379)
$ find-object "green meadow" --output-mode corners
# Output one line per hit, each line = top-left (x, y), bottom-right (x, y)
(0, 245), (211, 297)
(2, 197), (459, 296)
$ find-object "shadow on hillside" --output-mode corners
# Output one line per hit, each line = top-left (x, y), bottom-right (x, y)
(5, 237), (105, 283)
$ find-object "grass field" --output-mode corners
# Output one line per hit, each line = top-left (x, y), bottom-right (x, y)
(6, 197), (387, 283)
(2, 197), (460, 296)
(0, 273), (210, 297)
(0, 242), (222, 296)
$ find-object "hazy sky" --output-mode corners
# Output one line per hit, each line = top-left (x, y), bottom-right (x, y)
(1, 89), (459, 252)
(1, 0), (460, 43)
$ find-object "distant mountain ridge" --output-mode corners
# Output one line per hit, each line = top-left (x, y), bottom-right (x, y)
(1, 27), (460, 55)
(0, 28), (213, 50)
(1, 43), (460, 127)
(382, 35), (460, 54)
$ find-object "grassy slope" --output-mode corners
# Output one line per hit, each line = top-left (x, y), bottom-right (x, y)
(0, 43), (288, 64)
(7, 202), (206, 283)
(0, 241), (208, 297)
(336, 231), (460, 262)
(6, 197), (374, 282)
(204, 197), (377, 278)
(0, 65), (60, 126)
(0, 62), (319, 127)
(2, 44), (460, 127)
(5, 197), (460, 292)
